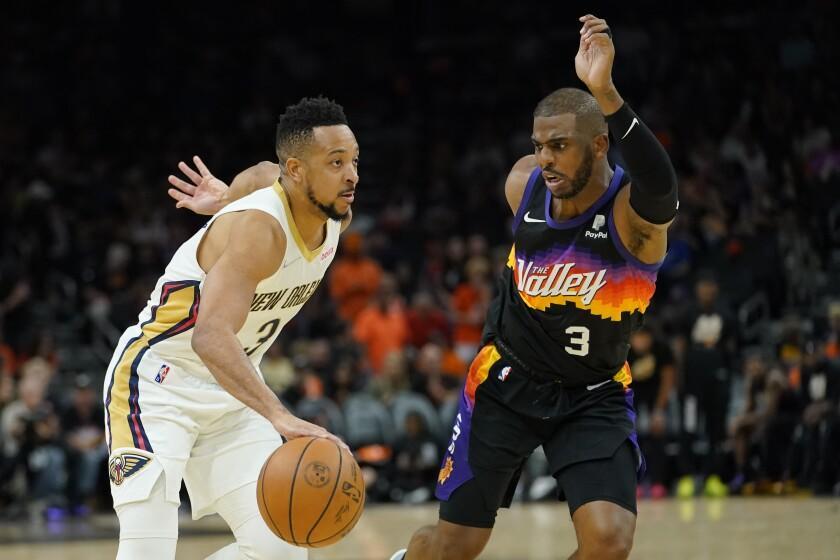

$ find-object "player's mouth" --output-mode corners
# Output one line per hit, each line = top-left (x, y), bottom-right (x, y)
(340, 191), (355, 203)
(542, 172), (565, 188)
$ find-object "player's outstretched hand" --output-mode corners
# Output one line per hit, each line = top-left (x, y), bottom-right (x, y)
(167, 155), (229, 215)
(273, 412), (351, 453)
(575, 14), (615, 93)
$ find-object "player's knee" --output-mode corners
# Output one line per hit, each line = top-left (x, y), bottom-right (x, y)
(436, 526), (489, 560)
(235, 515), (307, 560)
(579, 516), (634, 559)
(114, 475), (179, 541)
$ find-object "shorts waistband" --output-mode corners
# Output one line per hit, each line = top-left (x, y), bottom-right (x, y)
(493, 338), (614, 389)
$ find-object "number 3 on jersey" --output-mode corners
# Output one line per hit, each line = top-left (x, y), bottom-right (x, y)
(564, 326), (590, 356)
(244, 319), (280, 356)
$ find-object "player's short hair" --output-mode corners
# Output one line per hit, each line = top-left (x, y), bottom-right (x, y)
(533, 88), (607, 137)
(275, 97), (349, 163)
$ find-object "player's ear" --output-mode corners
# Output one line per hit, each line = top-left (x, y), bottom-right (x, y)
(285, 157), (304, 182)
(593, 133), (609, 159)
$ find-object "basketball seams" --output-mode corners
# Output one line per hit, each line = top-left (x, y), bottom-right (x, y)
(258, 447), (284, 539)
(305, 439), (343, 545)
(288, 437), (318, 545)
(307, 486), (365, 546)
(307, 451), (366, 546)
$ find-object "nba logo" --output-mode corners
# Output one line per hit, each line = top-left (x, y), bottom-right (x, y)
(155, 364), (170, 383)
(498, 366), (511, 382)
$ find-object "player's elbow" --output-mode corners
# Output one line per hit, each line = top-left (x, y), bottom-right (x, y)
(190, 323), (219, 359)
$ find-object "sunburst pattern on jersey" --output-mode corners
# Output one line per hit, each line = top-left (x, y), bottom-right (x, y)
(507, 245), (656, 322)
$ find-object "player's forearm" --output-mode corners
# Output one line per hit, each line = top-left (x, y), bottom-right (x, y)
(596, 85), (678, 224)
(590, 83), (624, 116)
(192, 328), (289, 424)
(221, 161), (281, 206)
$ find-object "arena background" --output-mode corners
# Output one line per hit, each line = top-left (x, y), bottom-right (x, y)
(1, 1), (839, 558)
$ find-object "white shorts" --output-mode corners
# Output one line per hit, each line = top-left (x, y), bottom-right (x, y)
(103, 328), (282, 519)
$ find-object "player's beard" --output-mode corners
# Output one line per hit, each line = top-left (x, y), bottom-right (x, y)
(306, 183), (347, 221)
(555, 146), (593, 200)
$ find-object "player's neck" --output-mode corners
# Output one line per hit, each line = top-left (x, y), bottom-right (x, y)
(549, 164), (613, 222)
(280, 182), (328, 249)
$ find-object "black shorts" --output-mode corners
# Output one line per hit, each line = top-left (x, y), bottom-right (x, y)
(436, 344), (644, 529)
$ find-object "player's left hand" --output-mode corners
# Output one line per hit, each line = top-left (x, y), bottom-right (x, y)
(167, 155), (229, 215)
(575, 14), (615, 93)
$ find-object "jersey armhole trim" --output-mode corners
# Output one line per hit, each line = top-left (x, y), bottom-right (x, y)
(195, 208), (288, 277)
(511, 167), (542, 234)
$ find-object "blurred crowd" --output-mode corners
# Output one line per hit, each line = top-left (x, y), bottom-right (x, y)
(1, 2), (839, 519)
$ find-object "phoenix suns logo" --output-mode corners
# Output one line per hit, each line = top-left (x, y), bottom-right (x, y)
(109, 451), (152, 486)
(438, 456), (454, 485)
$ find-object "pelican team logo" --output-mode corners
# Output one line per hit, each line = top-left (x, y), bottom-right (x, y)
(108, 452), (152, 486)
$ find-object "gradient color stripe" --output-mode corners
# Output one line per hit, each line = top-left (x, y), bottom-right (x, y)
(507, 245), (657, 322)
(464, 344), (501, 409)
(105, 280), (200, 452)
(612, 361), (633, 390)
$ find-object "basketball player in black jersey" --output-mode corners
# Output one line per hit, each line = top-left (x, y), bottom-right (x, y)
(390, 15), (679, 560)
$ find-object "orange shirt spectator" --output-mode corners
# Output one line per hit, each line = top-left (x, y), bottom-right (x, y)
(353, 275), (408, 374)
(329, 232), (383, 323)
(450, 256), (492, 363)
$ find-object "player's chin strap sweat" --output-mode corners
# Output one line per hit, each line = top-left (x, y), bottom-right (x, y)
(606, 103), (679, 224)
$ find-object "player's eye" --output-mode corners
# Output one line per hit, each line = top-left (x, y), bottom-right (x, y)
(353, 158), (359, 166)
(332, 160), (342, 167)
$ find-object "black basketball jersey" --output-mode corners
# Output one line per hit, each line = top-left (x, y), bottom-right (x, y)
(484, 165), (662, 386)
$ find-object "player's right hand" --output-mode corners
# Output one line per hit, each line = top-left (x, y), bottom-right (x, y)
(273, 412), (351, 453)
(167, 155), (229, 215)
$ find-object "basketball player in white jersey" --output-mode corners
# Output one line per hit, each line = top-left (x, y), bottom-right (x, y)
(104, 97), (357, 560)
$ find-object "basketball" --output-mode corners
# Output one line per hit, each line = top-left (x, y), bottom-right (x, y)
(256, 436), (365, 548)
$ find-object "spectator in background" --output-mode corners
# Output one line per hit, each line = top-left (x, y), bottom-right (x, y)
(0, 363), (65, 518)
(449, 256), (492, 364)
(0, 371), (14, 508)
(390, 412), (441, 504)
(62, 374), (105, 515)
(729, 351), (785, 493)
(353, 274), (408, 374)
(296, 371), (345, 438)
(822, 301), (840, 360)
(329, 232), (383, 323)
(412, 342), (462, 408)
(790, 343), (840, 494)
(405, 291), (450, 349)
(628, 326), (675, 499)
(677, 273), (737, 498)
(260, 340), (296, 395)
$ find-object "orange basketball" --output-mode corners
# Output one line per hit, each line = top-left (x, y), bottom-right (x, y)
(256, 436), (365, 548)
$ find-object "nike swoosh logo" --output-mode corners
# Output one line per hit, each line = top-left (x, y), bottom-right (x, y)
(620, 117), (639, 140)
(523, 211), (546, 223)
(586, 379), (613, 391)
(282, 256), (302, 269)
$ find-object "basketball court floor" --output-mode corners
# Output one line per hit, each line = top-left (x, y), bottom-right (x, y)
(2, 498), (838, 559)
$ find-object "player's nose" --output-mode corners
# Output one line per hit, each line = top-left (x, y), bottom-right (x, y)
(345, 166), (359, 185)
(536, 146), (554, 168)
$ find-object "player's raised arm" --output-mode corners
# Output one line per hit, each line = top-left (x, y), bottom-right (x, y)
(167, 156), (280, 215)
(575, 14), (679, 263)
(190, 209), (346, 449)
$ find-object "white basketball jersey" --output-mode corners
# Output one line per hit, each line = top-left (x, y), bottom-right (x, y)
(123, 181), (340, 378)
